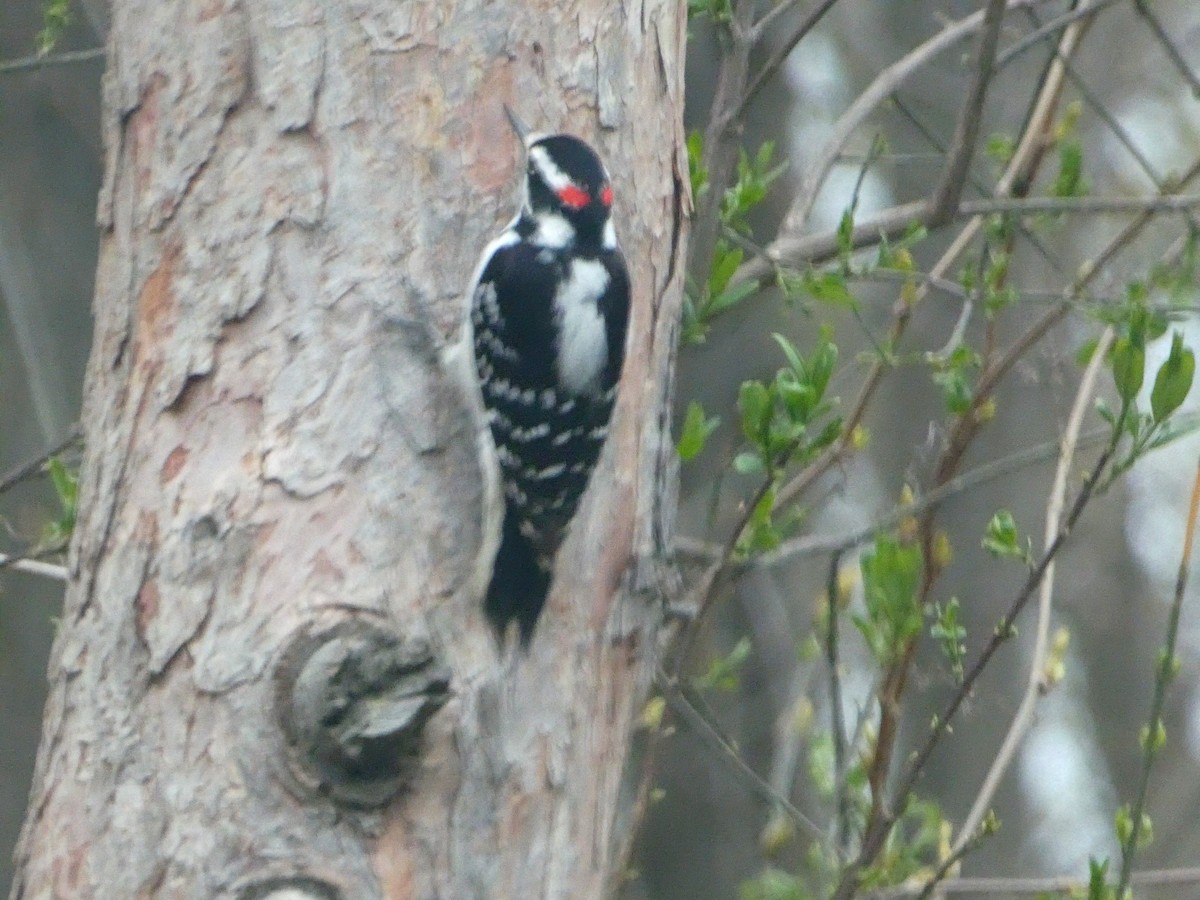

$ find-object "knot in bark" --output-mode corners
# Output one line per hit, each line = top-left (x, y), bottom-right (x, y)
(276, 619), (450, 806)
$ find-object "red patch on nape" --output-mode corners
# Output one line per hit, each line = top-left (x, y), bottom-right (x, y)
(557, 185), (590, 210)
(600, 184), (614, 207)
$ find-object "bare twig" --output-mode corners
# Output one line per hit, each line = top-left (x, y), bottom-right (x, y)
(776, 0), (1055, 241)
(993, 0), (1123, 70)
(946, 326), (1114, 863)
(656, 670), (825, 841)
(960, 193), (1200, 215)
(914, 819), (993, 900)
(0, 553), (69, 581)
(0, 47), (105, 76)
(1116, 456), (1200, 895)
(689, 0), (760, 284)
(824, 548), (851, 851)
(833, 434), (1121, 900)
(729, 187), (1200, 284)
(0, 428), (82, 495)
(891, 93), (1067, 281)
(674, 410), (1200, 568)
(928, 0), (1009, 225)
(1133, 0), (1200, 99)
(866, 865), (1200, 898)
(830, 11), (1156, 885)
(737, 0), (844, 120)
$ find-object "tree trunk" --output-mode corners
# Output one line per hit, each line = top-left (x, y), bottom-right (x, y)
(13, 1), (687, 896)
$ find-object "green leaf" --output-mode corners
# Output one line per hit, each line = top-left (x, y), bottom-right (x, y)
(709, 245), (743, 297)
(680, 292), (707, 345)
(807, 333), (838, 398)
(930, 598), (967, 681)
(1111, 336), (1145, 404)
(1052, 139), (1088, 198)
(696, 636), (752, 692)
(37, 0), (73, 55)
(836, 209), (855, 258)
(1086, 858), (1111, 900)
(739, 488), (780, 554)
(1139, 720), (1167, 752)
(733, 451), (765, 475)
(678, 401), (720, 461)
(738, 867), (808, 900)
(985, 132), (1015, 164)
(686, 130), (708, 199)
(776, 373), (816, 424)
(707, 279), (757, 317)
(802, 271), (859, 309)
(37, 457), (79, 551)
(739, 380), (771, 443)
(982, 510), (1022, 559)
(1076, 337), (1100, 366)
(932, 370), (973, 415)
(1115, 805), (1132, 845)
(771, 333), (805, 376)
(1150, 331), (1195, 422)
(47, 457), (78, 511)
(857, 535), (924, 663)
(687, 0), (732, 24)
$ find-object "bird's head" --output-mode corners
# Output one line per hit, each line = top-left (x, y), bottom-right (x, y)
(506, 107), (616, 251)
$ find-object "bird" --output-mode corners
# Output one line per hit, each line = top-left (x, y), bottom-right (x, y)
(465, 107), (630, 642)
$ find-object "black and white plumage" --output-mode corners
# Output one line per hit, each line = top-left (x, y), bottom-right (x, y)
(468, 110), (630, 641)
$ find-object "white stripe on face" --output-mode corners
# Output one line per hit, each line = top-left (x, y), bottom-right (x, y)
(529, 145), (575, 193)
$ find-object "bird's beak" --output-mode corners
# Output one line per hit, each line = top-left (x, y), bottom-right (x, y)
(504, 105), (532, 145)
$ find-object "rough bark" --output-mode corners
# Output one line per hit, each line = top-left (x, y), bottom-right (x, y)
(12, 0), (687, 897)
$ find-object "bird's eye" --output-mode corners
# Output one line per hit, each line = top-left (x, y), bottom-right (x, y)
(600, 184), (614, 207)
(557, 186), (590, 210)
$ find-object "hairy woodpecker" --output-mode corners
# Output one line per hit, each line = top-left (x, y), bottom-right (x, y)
(468, 108), (630, 641)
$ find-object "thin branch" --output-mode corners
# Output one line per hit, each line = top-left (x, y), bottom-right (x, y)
(0, 428), (82, 495)
(993, 0), (1123, 70)
(741, 200), (929, 279)
(914, 820), (993, 900)
(736, 0), (1127, 286)
(737, 0), (844, 119)
(1116, 455), (1200, 894)
(835, 51), (1180, 890)
(1039, 22), (1200, 248)
(776, 0), (1055, 240)
(824, 549), (851, 851)
(739, 190), (1200, 289)
(674, 409), (1200, 571)
(0, 47), (105, 76)
(1133, 0), (1200, 99)
(772, 410), (1195, 557)
(0, 553), (69, 581)
(866, 866), (1200, 898)
(891, 93), (1068, 280)
(656, 670), (825, 841)
(959, 193), (1200, 215)
(947, 325), (1114, 860)
(928, 0), (1009, 224)
(689, 0), (760, 285)
(834, 434), (1121, 900)
(1038, 16), (1165, 189)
